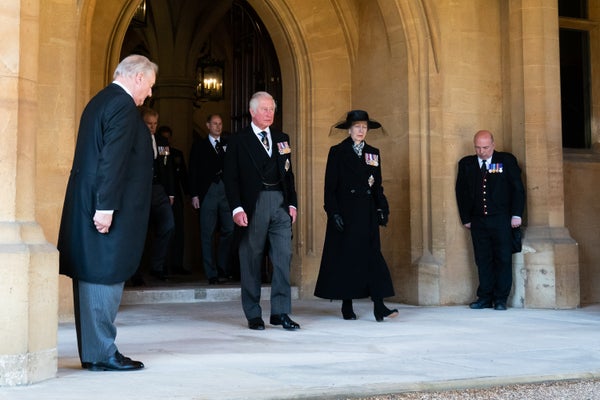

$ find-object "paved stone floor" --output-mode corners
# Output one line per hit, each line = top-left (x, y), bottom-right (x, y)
(1, 299), (599, 400)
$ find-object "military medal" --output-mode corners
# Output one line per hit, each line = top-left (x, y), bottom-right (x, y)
(489, 163), (503, 173)
(158, 146), (170, 165)
(278, 141), (291, 154)
(365, 153), (379, 166)
(368, 174), (375, 187)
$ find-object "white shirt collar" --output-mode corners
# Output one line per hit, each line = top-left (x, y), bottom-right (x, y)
(112, 80), (133, 100)
(251, 122), (270, 136)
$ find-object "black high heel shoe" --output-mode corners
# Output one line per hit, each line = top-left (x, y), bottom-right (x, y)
(341, 299), (357, 320)
(373, 299), (398, 322)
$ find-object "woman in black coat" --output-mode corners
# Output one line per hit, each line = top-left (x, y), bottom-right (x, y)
(314, 110), (398, 322)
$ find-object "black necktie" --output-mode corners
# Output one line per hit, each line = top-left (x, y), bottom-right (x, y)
(259, 131), (270, 151)
(481, 159), (487, 176)
(215, 139), (222, 155)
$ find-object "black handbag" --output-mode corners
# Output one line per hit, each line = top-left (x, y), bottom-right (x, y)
(511, 227), (522, 254)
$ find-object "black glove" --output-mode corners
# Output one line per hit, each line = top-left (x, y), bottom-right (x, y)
(332, 213), (344, 232)
(377, 209), (388, 227)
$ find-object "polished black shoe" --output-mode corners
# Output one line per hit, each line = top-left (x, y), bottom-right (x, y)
(270, 314), (300, 330)
(469, 299), (493, 309)
(374, 307), (399, 322)
(127, 274), (145, 287)
(248, 317), (265, 330)
(87, 351), (144, 371)
(208, 277), (220, 285)
(494, 302), (507, 311)
(150, 269), (168, 281)
(172, 266), (192, 275)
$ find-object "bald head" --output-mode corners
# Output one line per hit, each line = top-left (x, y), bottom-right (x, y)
(473, 130), (495, 160)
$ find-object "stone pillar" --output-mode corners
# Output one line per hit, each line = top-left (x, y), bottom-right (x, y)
(508, 0), (579, 308)
(0, 0), (59, 385)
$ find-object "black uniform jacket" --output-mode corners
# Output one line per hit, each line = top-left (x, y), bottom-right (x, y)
(455, 150), (525, 224)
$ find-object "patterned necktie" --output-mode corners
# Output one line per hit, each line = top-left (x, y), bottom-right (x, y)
(481, 159), (487, 176)
(215, 139), (223, 155)
(259, 131), (270, 151)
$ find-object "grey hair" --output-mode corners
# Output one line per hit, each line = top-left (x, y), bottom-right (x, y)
(249, 91), (276, 112)
(113, 54), (158, 80)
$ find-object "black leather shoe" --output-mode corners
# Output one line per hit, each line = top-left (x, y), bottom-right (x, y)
(374, 308), (399, 322)
(208, 277), (220, 285)
(87, 351), (144, 371)
(469, 299), (493, 309)
(270, 314), (300, 330)
(494, 302), (507, 310)
(248, 317), (265, 330)
(150, 269), (168, 281)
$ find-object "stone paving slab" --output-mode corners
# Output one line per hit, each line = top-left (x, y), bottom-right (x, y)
(1, 301), (599, 400)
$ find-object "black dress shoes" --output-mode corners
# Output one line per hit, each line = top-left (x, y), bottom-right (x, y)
(270, 314), (300, 330)
(374, 307), (399, 322)
(248, 317), (265, 330)
(494, 302), (507, 310)
(87, 351), (144, 371)
(150, 269), (168, 281)
(469, 299), (493, 309)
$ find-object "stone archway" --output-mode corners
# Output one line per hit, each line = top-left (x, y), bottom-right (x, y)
(74, 0), (437, 302)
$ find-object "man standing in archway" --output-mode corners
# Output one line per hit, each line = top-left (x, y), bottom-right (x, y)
(58, 55), (157, 371)
(223, 91), (300, 331)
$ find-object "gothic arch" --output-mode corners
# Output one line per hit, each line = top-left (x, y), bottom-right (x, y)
(74, 0), (440, 302)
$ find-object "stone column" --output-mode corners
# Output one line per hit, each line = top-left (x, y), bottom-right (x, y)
(508, 0), (579, 308)
(0, 0), (59, 385)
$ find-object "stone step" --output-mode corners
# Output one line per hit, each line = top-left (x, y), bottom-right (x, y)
(122, 285), (299, 305)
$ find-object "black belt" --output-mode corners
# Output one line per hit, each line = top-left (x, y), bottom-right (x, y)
(262, 183), (282, 191)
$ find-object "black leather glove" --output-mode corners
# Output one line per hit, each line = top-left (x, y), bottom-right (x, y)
(377, 209), (388, 227)
(332, 213), (344, 232)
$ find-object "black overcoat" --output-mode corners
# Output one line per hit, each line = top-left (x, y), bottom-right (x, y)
(57, 83), (153, 284)
(314, 137), (395, 300)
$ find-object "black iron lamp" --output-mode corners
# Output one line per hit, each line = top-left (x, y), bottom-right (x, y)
(196, 57), (224, 101)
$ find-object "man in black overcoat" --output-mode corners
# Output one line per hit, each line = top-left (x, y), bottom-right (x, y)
(455, 130), (525, 311)
(57, 55), (157, 371)
(223, 91), (300, 331)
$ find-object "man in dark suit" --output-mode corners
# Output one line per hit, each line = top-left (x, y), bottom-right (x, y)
(158, 125), (189, 275)
(223, 91), (300, 331)
(456, 130), (525, 311)
(58, 54), (157, 371)
(141, 108), (175, 281)
(189, 114), (234, 284)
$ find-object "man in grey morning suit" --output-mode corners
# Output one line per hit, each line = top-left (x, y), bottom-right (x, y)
(57, 55), (157, 371)
(223, 91), (300, 331)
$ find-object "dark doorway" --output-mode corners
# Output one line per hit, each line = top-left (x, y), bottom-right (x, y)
(120, 0), (283, 281)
